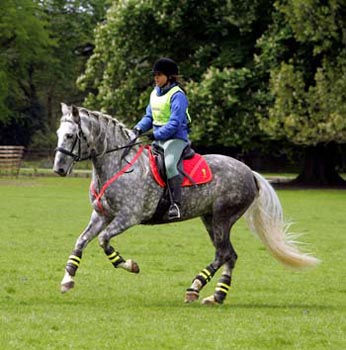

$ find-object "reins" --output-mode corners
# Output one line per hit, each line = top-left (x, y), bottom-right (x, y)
(102, 140), (143, 156)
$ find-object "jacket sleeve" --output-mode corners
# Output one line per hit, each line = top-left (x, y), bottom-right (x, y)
(153, 92), (188, 140)
(134, 104), (153, 132)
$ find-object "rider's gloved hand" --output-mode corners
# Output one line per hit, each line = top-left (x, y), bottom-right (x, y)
(130, 127), (141, 142)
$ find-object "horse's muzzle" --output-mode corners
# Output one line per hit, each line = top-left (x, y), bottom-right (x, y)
(54, 167), (68, 177)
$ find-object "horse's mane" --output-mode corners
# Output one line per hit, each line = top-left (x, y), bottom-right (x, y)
(74, 106), (133, 158)
(78, 106), (132, 139)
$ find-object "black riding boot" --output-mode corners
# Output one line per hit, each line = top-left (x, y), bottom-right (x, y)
(167, 175), (182, 220)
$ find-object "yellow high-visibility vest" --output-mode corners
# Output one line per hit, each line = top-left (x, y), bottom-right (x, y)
(150, 86), (191, 126)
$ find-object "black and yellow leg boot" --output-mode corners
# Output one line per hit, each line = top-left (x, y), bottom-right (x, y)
(66, 249), (82, 277)
(167, 175), (182, 220)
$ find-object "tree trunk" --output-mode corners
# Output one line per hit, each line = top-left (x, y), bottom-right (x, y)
(293, 143), (346, 187)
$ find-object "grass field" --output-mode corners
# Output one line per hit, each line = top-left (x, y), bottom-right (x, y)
(0, 177), (345, 350)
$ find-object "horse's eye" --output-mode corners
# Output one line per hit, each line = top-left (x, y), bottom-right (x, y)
(66, 134), (74, 140)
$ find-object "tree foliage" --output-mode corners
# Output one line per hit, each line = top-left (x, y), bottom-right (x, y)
(2, 0), (346, 184)
(0, 0), (52, 144)
(187, 67), (263, 149)
(257, 0), (346, 146)
(78, 0), (274, 151)
(37, 0), (109, 130)
(0, 0), (108, 146)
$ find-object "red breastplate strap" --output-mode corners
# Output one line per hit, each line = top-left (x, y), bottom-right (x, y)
(90, 146), (144, 215)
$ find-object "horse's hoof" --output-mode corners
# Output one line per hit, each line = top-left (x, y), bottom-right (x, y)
(184, 289), (199, 303)
(201, 295), (220, 305)
(129, 260), (140, 273)
(61, 281), (74, 293)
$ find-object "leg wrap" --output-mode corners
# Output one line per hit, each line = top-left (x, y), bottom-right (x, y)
(195, 264), (216, 287)
(214, 274), (232, 304)
(66, 249), (82, 277)
(186, 287), (200, 297)
(105, 246), (125, 268)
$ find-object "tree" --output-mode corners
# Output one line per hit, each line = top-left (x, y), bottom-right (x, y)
(31, 0), (109, 148)
(256, 0), (346, 185)
(79, 0), (346, 183)
(184, 0), (276, 152)
(78, 0), (274, 154)
(0, 0), (53, 145)
(186, 66), (267, 152)
(0, 0), (109, 147)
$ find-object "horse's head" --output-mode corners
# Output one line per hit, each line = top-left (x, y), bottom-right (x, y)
(53, 103), (91, 176)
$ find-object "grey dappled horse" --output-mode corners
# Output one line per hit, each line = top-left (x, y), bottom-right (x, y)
(53, 103), (319, 305)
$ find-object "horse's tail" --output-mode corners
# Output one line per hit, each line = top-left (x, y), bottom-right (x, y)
(244, 171), (320, 269)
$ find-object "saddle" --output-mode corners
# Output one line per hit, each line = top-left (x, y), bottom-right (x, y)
(148, 143), (213, 187)
(144, 143), (213, 223)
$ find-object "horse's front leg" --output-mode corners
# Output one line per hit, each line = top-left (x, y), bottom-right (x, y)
(98, 212), (140, 274)
(61, 210), (108, 293)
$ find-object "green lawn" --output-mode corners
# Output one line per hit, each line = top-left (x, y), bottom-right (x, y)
(0, 177), (345, 350)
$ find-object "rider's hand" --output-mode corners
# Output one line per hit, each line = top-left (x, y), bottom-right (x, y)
(130, 127), (141, 141)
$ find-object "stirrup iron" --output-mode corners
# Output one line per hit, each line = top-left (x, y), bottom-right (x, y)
(168, 203), (181, 220)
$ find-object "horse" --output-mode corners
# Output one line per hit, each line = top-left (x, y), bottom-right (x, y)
(53, 103), (319, 305)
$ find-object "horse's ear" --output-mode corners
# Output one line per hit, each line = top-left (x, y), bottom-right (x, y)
(71, 105), (80, 122)
(61, 102), (70, 115)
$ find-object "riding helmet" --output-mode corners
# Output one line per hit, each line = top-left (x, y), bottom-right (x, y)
(152, 58), (178, 76)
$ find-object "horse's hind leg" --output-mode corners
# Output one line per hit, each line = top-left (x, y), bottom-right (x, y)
(185, 212), (238, 305)
(61, 210), (108, 293)
(203, 213), (240, 305)
(201, 260), (234, 305)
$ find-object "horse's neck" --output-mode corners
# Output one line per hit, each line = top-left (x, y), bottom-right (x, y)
(91, 146), (146, 188)
(89, 115), (127, 154)
(105, 119), (130, 153)
(90, 117), (141, 183)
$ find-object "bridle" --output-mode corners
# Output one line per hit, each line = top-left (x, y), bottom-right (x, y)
(55, 119), (90, 162)
(55, 118), (143, 163)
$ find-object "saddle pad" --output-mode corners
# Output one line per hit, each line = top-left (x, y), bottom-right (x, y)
(147, 146), (213, 187)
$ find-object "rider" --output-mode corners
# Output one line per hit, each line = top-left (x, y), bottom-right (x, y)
(132, 57), (191, 220)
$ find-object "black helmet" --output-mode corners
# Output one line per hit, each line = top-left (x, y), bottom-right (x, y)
(152, 58), (178, 76)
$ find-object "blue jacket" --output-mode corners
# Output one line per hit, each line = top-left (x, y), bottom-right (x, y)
(135, 84), (190, 141)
